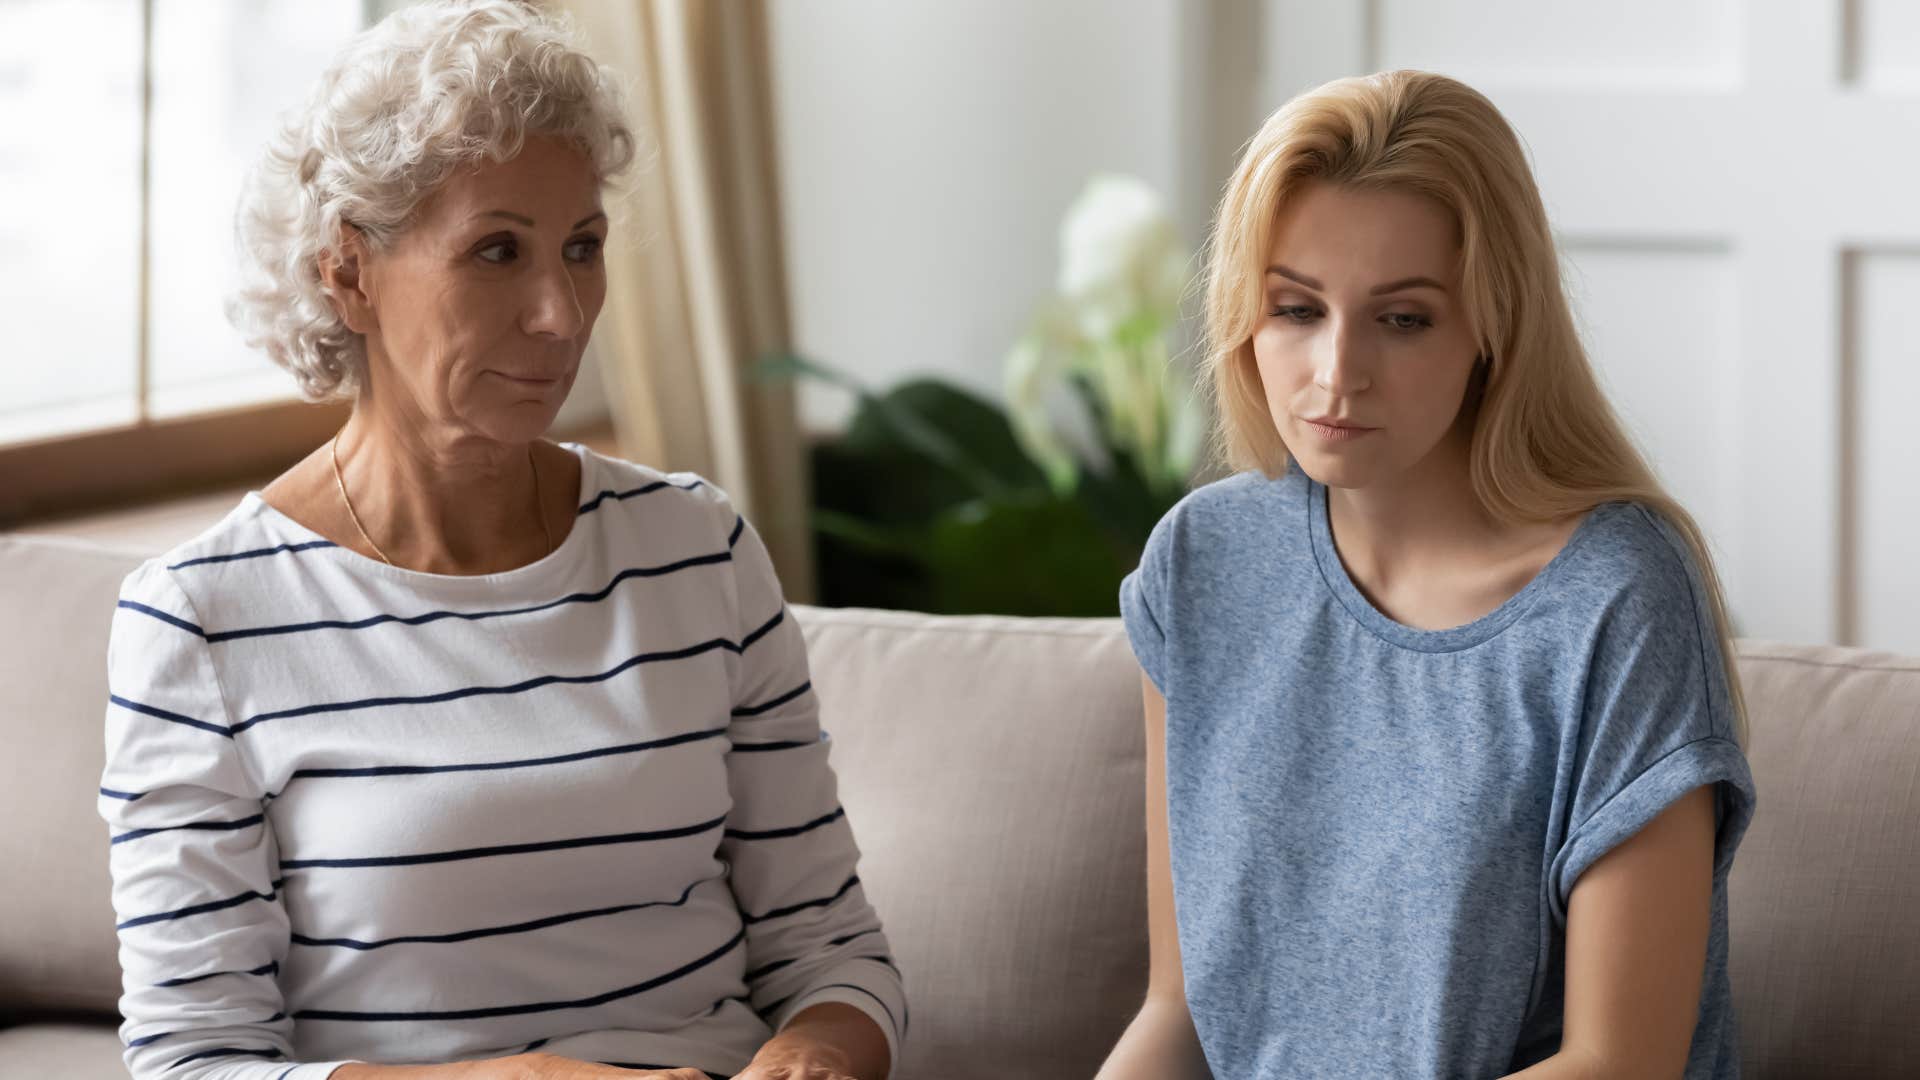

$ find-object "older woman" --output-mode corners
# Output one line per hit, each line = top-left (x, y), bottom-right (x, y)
(96, 4), (901, 1079)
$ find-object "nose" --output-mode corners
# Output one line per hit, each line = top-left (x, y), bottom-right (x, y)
(520, 255), (585, 340)
(1313, 313), (1371, 396)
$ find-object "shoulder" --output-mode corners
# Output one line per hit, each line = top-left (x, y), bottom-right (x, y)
(120, 496), (301, 617)
(1143, 467), (1307, 568)
(571, 445), (743, 545)
(1555, 502), (1712, 627)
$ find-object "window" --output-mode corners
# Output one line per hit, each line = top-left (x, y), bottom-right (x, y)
(0, 1), (372, 518)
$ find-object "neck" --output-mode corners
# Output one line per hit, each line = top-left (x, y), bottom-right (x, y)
(1323, 413), (1498, 593)
(333, 399), (555, 575)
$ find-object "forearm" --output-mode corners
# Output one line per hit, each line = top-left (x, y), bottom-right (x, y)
(1095, 996), (1212, 1080)
(756, 1002), (891, 1080)
(333, 1058), (516, 1080)
(1501, 1047), (1610, 1080)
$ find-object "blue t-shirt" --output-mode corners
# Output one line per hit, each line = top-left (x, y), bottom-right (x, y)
(1119, 466), (1757, 1079)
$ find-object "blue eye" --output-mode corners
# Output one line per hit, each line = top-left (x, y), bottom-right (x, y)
(565, 236), (604, 263)
(1268, 305), (1320, 323)
(1381, 312), (1433, 332)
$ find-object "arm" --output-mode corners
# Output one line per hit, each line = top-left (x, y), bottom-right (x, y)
(1094, 673), (1212, 1080)
(1501, 785), (1718, 1080)
(717, 506), (902, 1080)
(100, 566), (362, 1080)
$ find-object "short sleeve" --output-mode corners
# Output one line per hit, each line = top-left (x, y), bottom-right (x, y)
(1119, 511), (1175, 696)
(1545, 514), (1758, 925)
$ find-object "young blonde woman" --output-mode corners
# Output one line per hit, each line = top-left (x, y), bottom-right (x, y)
(1097, 71), (1756, 1079)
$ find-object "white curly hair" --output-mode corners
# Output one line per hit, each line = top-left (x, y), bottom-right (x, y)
(228, 0), (636, 400)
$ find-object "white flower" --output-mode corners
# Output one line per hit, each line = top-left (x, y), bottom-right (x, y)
(1058, 174), (1188, 341)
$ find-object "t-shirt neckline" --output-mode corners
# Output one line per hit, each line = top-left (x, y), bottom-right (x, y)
(1303, 472), (1607, 653)
(241, 441), (597, 594)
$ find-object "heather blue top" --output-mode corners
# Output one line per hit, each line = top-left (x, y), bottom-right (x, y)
(1119, 466), (1756, 1079)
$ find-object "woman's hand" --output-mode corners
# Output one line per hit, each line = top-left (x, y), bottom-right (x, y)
(730, 1033), (857, 1080)
(517, 1054), (707, 1080)
(333, 1054), (708, 1080)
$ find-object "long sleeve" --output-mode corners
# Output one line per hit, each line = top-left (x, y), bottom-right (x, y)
(712, 499), (907, 1069)
(99, 561), (357, 1080)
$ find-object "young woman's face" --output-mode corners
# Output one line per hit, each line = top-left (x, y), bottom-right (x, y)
(1252, 181), (1482, 491)
(355, 134), (609, 444)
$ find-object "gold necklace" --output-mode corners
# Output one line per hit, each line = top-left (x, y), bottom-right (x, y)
(329, 433), (551, 568)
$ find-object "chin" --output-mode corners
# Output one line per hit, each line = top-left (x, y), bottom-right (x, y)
(1286, 446), (1379, 491)
(472, 400), (567, 444)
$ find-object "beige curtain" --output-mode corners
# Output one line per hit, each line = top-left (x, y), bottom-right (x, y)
(554, 0), (813, 601)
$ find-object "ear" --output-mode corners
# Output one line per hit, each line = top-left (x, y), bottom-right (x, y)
(317, 226), (378, 336)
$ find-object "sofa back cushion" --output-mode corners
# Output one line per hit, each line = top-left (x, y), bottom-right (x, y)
(0, 537), (142, 1013)
(1727, 642), (1920, 1078)
(795, 606), (1148, 1080)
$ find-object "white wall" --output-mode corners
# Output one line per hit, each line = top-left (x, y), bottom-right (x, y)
(768, 0), (1214, 431)
(767, 0), (1920, 652)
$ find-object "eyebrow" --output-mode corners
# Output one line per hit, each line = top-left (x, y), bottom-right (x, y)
(477, 210), (608, 230)
(1265, 264), (1448, 295)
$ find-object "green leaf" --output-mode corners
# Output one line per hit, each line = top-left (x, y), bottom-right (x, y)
(920, 493), (1128, 616)
(845, 379), (1049, 494)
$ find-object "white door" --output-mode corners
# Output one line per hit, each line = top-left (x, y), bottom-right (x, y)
(1234, 0), (1920, 651)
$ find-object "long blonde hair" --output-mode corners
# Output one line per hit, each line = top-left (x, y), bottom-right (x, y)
(1203, 70), (1747, 741)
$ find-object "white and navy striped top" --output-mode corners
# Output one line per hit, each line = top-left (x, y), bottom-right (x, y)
(97, 444), (904, 1080)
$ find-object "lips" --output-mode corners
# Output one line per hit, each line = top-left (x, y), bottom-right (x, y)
(1299, 416), (1378, 442)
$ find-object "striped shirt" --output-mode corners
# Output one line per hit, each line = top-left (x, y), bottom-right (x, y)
(97, 443), (904, 1080)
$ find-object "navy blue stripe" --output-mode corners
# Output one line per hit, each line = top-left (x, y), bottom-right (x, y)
(168, 540), (337, 570)
(111, 813), (264, 846)
(846, 952), (902, 974)
(169, 1045), (284, 1068)
(109, 694), (231, 738)
(292, 876), (714, 951)
(829, 929), (882, 948)
(730, 737), (819, 753)
(744, 957), (796, 983)
(276, 1068), (298, 1080)
(577, 477), (706, 517)
(741, 609), (784, 650)
(273, 728), (725, 794)
(231, 637), (742, 736)
(116, 599), (206, 637)
(100, 786), (147, 801)
(130, 1012), (286, 1050)
(728, 515), (745, 548)
(155, 960), (278, 988)
(203, 554), (732, 644)
(279, 815), (727, 870)
(294, 928), (745, 1021)
(732, 680), (811, 718)
(522, 1038), (550, 1053)
(117, 878), (285, 931)
(725, 806), (845, 842)
(743, 875), (861, 925)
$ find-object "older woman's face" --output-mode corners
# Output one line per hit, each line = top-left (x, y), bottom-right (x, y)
(356, 135), (608, 444)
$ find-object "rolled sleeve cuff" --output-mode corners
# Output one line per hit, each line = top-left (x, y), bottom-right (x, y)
(772, 971), (905, 1075)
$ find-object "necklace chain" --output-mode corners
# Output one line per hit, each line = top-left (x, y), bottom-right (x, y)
(329, 432), (551, 568)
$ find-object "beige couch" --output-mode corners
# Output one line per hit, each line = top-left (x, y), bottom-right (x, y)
(1, 532), (1915, 1079)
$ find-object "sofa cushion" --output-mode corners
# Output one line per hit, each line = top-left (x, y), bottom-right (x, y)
(0, 1020), (128, 1080)
(0, 537), (143, 1015)
(1728, 641), (1920, 1079)
(795, 605), (1149, 1080)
